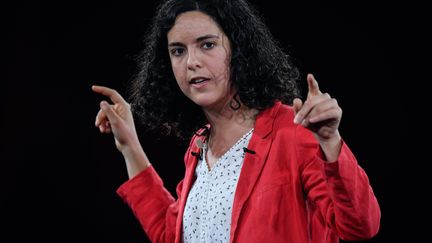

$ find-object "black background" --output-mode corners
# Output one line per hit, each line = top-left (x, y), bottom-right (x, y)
(2, 0), (404, 242)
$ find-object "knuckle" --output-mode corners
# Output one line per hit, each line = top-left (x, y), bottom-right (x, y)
(112, 91), (120, 98)
(297, 109), (305, 117)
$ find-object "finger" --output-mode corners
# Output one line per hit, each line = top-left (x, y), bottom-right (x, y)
(308, 98), (339, 123)
(103, 121), (112, 133)
(95, 108), (108, 127)
(293, 98), (303, 124)
(92, 85), (128, 105)
(100, 100), (122, 126)
(100, 125), (111, 134)
(307, 74), (322, 96)
(99, 123), (110, 134)
(97, 115), (110, 133)
(301, 101), (335, 127)
(294, 93), (330, 125)
(307, 107), (342, 124)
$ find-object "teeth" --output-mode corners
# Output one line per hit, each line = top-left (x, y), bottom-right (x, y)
(191, 78), (206, 84)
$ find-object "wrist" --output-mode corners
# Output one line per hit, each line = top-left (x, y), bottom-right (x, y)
(122, 142), (151, 168)
(318, 131), (342, 163)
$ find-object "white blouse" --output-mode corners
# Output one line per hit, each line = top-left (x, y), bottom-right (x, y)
(182, 129), (254, 243)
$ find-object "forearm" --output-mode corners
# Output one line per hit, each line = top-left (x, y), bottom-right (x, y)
(122, 141), (151, 179)
(323, 142), (381, 240)
(116, 166), (178, 243)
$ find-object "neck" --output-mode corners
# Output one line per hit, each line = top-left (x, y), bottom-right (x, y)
(203, 101), (258, 157)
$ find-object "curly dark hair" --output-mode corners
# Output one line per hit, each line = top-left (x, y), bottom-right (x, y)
(130, 0), (300, 139)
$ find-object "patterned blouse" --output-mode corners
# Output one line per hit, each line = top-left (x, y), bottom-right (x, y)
(182, 129), (254, 243)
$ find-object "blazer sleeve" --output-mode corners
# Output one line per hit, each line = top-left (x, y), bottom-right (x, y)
(116, 166), (182, 243)
(296, 125), (381, 241)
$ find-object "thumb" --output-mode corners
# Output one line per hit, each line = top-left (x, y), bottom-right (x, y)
(293, 98), (303, 124)
(293, 98), (302, 115)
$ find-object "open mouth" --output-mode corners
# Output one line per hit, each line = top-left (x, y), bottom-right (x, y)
(189, 78), (210, 84)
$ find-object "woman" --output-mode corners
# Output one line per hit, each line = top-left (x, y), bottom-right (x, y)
(92, 0), (380, 242)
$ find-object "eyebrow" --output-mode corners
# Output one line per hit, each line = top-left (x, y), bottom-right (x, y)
(168, 34), (219, 47)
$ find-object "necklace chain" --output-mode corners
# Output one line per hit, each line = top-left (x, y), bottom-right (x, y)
(204, 128), (254, 153)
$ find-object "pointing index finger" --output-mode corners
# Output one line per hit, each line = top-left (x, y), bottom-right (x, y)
(307, 73), (322, 96)
(92, 85), (127, 105)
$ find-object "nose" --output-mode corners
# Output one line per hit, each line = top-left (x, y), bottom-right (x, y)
(187, 48), (201, 70)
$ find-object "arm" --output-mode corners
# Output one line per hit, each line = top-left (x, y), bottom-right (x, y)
(292, 74), (380, 239)
(116, 167), (181, 243)
(92, 85), (179, 242)
(296, 128), (381, 240)
(92, 85), (150, 178)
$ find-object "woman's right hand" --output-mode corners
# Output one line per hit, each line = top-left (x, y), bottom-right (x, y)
(92, 85), (151, 178)
(92, 85), (139, 153)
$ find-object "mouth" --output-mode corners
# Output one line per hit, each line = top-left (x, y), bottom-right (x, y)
(189, 77), (210, 84)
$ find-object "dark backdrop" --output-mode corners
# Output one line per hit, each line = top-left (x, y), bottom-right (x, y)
(2, 0), (404, 242)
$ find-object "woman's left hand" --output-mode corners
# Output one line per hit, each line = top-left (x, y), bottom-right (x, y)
(293, 74), (342, 161)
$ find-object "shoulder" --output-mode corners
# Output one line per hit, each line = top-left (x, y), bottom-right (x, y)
(275, 103), (295, 121)
(265, 102), (316, 143)
(256, 101), (295, 125)
(253, 102), (298, 140)
(266, 102), (296, 131)
(271, 104), (320, 164)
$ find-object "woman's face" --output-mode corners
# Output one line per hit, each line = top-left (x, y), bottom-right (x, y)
(167, 11), (233, 110)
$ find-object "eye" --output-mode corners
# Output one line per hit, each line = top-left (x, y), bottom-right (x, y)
(202, 42), (215, 50)
(170, 48), (185, 57)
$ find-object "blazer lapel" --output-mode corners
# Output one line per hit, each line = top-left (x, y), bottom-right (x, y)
(174, 146), (198, 243)
(175, 132), (207, 243)
(229, 102), (281, 242)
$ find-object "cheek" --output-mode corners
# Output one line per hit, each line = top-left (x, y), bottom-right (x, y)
(211, 52), (230, 77)
(213, 61), (230, 83)
(171, 62), (185, 85)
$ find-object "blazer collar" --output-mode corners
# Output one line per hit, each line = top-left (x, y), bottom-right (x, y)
(253, 101), (282, 138)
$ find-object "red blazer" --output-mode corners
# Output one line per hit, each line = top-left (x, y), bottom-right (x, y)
(117, 101), (380, 243)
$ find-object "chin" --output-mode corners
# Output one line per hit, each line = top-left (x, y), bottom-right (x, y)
(187, 94), (214, 107)
(187, 91), (232, 109)
(192, 98), (215, 108)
